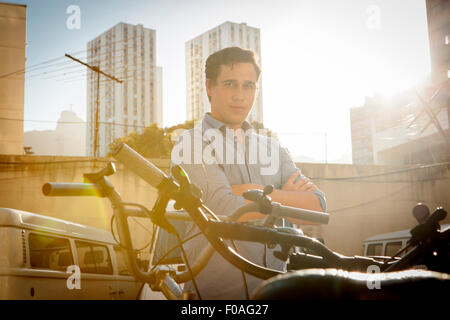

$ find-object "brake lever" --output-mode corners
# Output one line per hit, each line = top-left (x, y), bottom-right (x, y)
(409, 207), (447, 246)
(84, 162), (116, 183)
(242, 185), (278, 227)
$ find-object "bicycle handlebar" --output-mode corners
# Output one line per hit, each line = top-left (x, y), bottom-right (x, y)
(42, 182), (105, 197)
(272, 202), (329, 224)
(112, 143), (167, 189)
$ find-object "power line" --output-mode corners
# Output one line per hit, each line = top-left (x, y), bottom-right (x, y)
(26, 64), (86, 80)
(28, 51), (124, 79)
(327, 163), (447, 213)
(24, 44), (157, 82)
(23, 56), (88, 76)
(0, 117), (150, 129)
(328, 184), (411, 213)
(35, 60), (153, 84)
(1, 35), (150, 79)
(311, 161), (450, 181)
(316, 176), (450, 183)
(60, 62), (154, 83)
(0, 49), (86, 79)
(30, 54), (156, 83)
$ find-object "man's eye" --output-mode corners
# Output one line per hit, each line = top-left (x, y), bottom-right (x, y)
(244, 83), (256, 89)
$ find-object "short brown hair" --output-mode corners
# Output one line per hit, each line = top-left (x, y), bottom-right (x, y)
(205, 46), (261, 85)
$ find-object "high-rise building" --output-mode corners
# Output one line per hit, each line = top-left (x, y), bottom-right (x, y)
(0, 2), (26, 155)
(185, 21), (263, 123)
(350, 87), (449, 165)
(86, 22), (162, 157)
(425, 0), (450, 84)
(350, 1), (450, 165)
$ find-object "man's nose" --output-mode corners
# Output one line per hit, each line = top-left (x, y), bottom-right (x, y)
(232, 85), (245, 100)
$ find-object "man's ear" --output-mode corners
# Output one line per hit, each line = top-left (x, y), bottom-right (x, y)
(205, 79), (212, 96)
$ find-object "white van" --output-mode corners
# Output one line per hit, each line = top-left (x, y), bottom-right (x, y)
(363, 224), (450, 259)
(0, 208), (143, 300)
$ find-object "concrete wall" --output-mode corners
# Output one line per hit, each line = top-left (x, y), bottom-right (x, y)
(0, 154), (449, 256)
(300, 162), (450, 255)
(0, 3), (26, 155)
(0, 155), (165, 253)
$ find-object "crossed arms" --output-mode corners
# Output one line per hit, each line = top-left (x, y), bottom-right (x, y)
(231, 171), (324, 223)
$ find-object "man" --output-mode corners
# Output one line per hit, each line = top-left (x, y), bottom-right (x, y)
(171, 46), (326, 299)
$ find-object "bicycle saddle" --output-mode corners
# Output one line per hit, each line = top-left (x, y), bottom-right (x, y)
(252, 268), (449, 300)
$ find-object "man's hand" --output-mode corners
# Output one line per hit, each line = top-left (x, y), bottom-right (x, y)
(282, 171), (318, 192)
(231, 179), (324, 222)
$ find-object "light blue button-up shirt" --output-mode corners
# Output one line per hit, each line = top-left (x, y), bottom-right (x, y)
(170, 113), (326, 299)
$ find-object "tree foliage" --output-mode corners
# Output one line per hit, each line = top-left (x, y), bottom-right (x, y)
(108, 123), (173, 158)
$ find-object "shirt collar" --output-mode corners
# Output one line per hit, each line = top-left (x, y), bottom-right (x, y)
(203, 112), (253, 132)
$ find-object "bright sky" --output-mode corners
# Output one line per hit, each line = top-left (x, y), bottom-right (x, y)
(5, 0), (431, 162)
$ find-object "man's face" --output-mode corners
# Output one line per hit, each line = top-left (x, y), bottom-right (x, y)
(206, 62), (258, 129)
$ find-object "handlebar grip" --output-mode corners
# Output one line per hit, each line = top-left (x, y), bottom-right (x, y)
(112, 143), (167, 189)
(206, 220), (279, 243)
(277, 204), (329, 224)
(42, 182), (104, 197)
(427, 207), (447, 226)
(409, 207), (447, 246)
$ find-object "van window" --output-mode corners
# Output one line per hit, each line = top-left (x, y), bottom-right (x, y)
(366, 243), (383, 256)
(385, 241), (403, 257)
(114, 247), (131, 276)
(75, 241), (113, 274)
(29, 233), (73, 271)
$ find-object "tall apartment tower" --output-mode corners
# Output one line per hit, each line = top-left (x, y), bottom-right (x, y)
(86, 22), (162, 157)
(185, 21), (263, 123)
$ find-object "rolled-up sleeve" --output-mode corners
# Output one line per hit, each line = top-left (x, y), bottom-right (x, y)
(278, 145), (327, 212)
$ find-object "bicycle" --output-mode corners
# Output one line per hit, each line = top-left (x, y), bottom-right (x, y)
(42, 143), (450, 299)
